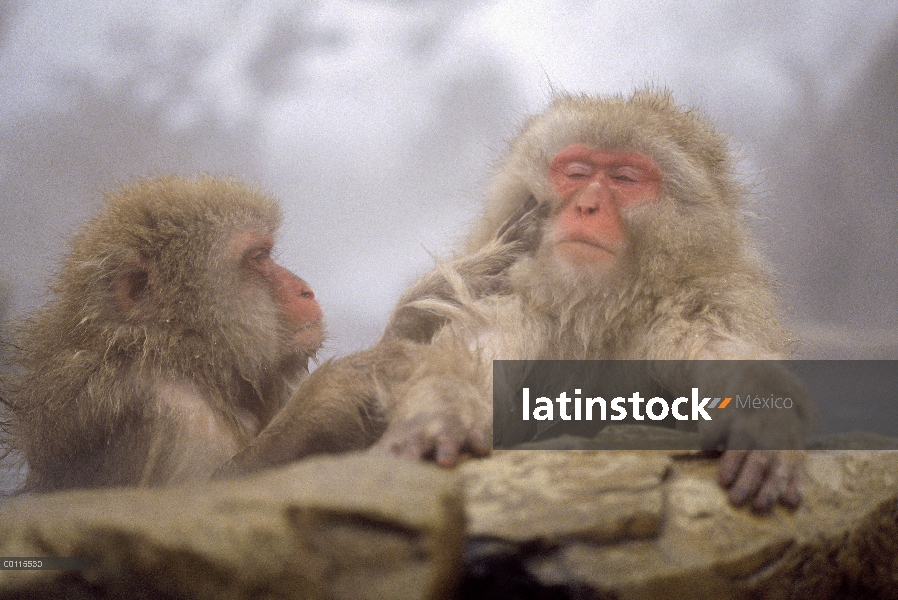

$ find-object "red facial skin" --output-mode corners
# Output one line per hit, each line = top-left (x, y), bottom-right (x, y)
(549, 144), (662, 268)
(239, 233), (324, 353)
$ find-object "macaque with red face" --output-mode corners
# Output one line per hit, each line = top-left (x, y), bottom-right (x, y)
(222, 89), (810, 512)
(3, 176), (323, 491)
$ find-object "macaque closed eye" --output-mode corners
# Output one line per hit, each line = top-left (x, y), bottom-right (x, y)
(563, 162), (593, 178)
(611, 168), (641, 183)
(244, 247), (273, 269)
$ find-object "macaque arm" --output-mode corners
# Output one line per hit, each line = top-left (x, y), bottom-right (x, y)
(685, 357), (813, 450)
(371, 336), (493, 467)
(214, 344), (420, 478)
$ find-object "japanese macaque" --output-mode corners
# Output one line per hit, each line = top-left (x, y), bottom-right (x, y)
(221, 89), (811, 511)
(3, 176), (323, 492)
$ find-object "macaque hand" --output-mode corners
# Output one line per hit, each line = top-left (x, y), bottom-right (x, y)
(494, 195), (550, 254)
(704, 415), (805, 511)
(698, 386), (808, 511)
(371, 374), (492, 468)
(387, 197), (549, 328)
(718, 450), (804, 512)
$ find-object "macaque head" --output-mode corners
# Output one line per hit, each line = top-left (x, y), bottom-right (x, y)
(468, 88), (747, 280)
(70, 176), (324, 376)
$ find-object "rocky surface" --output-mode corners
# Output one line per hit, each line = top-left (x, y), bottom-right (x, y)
(0, 454), (464, 600)
(460, 445), (898, 599)
(463, 450), (670, 543)
(1, 434), (896, 599)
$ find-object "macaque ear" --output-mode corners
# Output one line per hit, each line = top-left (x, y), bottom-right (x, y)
(113, 267), (149, 318)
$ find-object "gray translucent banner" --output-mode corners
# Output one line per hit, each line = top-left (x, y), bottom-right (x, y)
(492, 360), (898, 451)
(0, 557), (89, 570)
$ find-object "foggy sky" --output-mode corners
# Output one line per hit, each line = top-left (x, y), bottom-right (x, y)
(1, 0), (896, 360)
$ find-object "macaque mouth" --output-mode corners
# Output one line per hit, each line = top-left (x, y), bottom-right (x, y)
(292, 319), (325, 351)
(556, 237), (615, 255)
(295, 319), (324, 332)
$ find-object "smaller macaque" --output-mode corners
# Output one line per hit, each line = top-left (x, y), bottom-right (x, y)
(3, 176), (323, 491)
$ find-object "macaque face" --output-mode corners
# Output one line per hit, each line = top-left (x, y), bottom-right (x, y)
(237, 232), (324, 353)
(549, 144), (662, 268)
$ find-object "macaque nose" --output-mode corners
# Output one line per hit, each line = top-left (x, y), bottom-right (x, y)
(575, 182), (612, 215)
(273, 264), (314, 299)
(282, 273), (323, 325)
(297, 278), (315, 300)
(576, 203), (598, 216)
(273, 267), (323, 322)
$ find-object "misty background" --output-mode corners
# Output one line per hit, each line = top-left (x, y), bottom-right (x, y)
(1, 1), (897, 363)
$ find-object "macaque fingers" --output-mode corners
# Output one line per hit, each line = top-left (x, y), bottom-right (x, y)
(720, 449), (806, 512)
(752, 453), (795, 511)
(435, 433), (462, 467)
(719, 449), (748, 488)
(495, 195), (549, 253)
(783, 457), (804, 508)
(725, 450), (773, 508)
(372, 410), (490, 468)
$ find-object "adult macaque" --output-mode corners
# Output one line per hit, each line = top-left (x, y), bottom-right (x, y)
(222, 89), (810, 511)
(3, 176), (323, 491)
